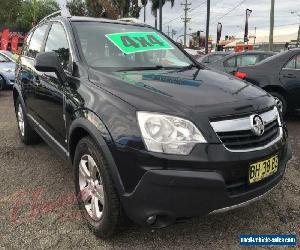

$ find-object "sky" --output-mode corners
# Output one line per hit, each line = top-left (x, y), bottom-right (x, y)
(58, 0), (300, 42)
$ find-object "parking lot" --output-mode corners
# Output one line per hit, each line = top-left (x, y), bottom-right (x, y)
(0, 89), (299, 249)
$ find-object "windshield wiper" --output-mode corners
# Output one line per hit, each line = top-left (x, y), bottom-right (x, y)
(178, 63), (201, 72)
(117, 65), (181, 72)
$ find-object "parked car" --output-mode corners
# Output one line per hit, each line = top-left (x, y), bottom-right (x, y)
(198, 51), (231, 65)
(0, 50), (16, 90)
(235, 49), (300, 116)
(208, 51), (276, 75)
(184, 48), (204, 59)
(14, 12), (291, 238)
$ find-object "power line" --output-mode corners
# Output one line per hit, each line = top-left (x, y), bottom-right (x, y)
(212, 0), (248, 24)
(163, 0), (206, 25)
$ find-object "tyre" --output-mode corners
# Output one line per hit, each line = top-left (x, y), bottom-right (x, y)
(74, 136), (121, 238)
(15, 97), (40, 144)
(0, 75), (4, 90)
(270, 92), (287, 116)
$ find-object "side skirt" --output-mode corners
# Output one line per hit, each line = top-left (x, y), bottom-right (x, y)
(27, 114), (70, 162)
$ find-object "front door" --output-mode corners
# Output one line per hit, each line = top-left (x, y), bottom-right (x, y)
(279, 54), (300, 110)
(33, 22), (71, 146)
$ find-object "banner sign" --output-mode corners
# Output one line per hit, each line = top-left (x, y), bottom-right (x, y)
(1, 28), (10, 50)
(106, 32), (173, 54)
(11, 35), (19, 53)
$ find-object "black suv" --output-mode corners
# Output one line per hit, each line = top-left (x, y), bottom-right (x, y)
(14, 12), (292, 237)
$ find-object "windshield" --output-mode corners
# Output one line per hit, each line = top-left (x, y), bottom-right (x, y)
(0, 51), (15, 61)
(72, 22), (193, 71)
(0, 53), (10, 62)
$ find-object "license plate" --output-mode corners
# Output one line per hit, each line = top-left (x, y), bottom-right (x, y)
(249, 155), (279, 184)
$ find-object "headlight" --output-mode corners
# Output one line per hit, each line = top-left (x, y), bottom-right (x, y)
(137, 112), (206, 155)
(2, 68), (13, 72)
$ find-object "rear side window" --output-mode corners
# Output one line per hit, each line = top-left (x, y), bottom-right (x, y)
(284, 55), (300, 69)
(45, 23), (70, 70)
(27, 24), (48, 58)
(0, 54), (9, 62)
(236, 55), (259, 67)
(224, 57), (236, 67)
(209, 54), (224, 63)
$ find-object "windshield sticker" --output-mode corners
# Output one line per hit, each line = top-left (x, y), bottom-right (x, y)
(105, 32), (173, 54)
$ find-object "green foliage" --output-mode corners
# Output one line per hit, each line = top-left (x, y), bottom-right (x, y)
(66, 0), (141, 19)
(151, 0), (175, 13)
(66, 0), (86, 16)
(0, 0), (59, 32)
(85, 0), (104, 17)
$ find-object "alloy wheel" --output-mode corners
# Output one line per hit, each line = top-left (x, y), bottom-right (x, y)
(17, 104), (25, 137)
(274, 97), (283, 114)
(79, 154), (105, 221)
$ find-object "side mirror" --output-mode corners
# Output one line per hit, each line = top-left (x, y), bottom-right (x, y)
(35, 51), (67, 83)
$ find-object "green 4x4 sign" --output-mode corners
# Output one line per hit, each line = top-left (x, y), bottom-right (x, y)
(105, 32), (173, 54)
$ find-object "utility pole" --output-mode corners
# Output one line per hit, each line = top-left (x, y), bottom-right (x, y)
(254, 27), (257, 45)
(181, 0), (191, 48)
(167, 26), (170, 37)
(297, 25), (300, 47)
(269, 0), (275, 51)
(171, 29), (176, 39)
(159, 0), (163, 31)
(205, 0), (210, 54)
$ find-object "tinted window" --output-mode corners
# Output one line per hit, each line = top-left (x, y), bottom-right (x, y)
(45, 23), (70, 70)
(285, 55), (300, 69)
(73, 22), (192, 70)
(296, 55), (300, 69)
(224, 57), (236, 67)
(209, 54), (225, 63)
(22, 32), (33, 57)
(0, 53), (9, 62)
(285, 56), (296, 69)
(237, 55), (259, 67)
(28, 24), (48, 58)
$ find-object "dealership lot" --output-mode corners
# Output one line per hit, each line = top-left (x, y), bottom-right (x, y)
(0, 90), (299, 249)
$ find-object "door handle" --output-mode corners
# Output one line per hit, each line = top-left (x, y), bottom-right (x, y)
(283, 74), (296, 79)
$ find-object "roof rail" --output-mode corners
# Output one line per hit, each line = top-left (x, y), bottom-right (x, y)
(39, 9), (71, 24)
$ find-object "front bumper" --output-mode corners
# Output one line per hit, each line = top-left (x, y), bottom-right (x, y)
(119, 142), (292, 227)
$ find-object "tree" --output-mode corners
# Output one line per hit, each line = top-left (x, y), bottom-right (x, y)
(15, 0), (59, 31)
(141, 0), (148, 22)
(86, 0), (105, 17)
(0, 0), (22, 28)
(150, 0), (175, 28)
(66, 0), (141, 19)
(66, 0), (86, 16)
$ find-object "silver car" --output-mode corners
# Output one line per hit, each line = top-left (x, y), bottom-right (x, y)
(0, 50), (16, 90)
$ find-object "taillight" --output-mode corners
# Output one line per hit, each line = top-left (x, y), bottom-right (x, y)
(235, 71), (247, 79)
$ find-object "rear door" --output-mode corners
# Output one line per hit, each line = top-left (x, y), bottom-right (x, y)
(279, 54), (300, 109)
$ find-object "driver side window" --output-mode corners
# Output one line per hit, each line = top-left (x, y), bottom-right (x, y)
(45, 23), (70, 70)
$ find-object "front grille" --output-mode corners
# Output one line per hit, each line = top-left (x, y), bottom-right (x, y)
(217, 119), (279, 150)
(211, 107), (282, 152)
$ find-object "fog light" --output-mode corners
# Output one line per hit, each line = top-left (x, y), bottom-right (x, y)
(146, 215), (156, 225)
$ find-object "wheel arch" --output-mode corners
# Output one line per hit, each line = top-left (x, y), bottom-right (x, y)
(262, 85), (287, 97)
(68, 110), (125, 195)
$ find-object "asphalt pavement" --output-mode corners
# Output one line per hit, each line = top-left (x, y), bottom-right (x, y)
(0, 90), (299, 249)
